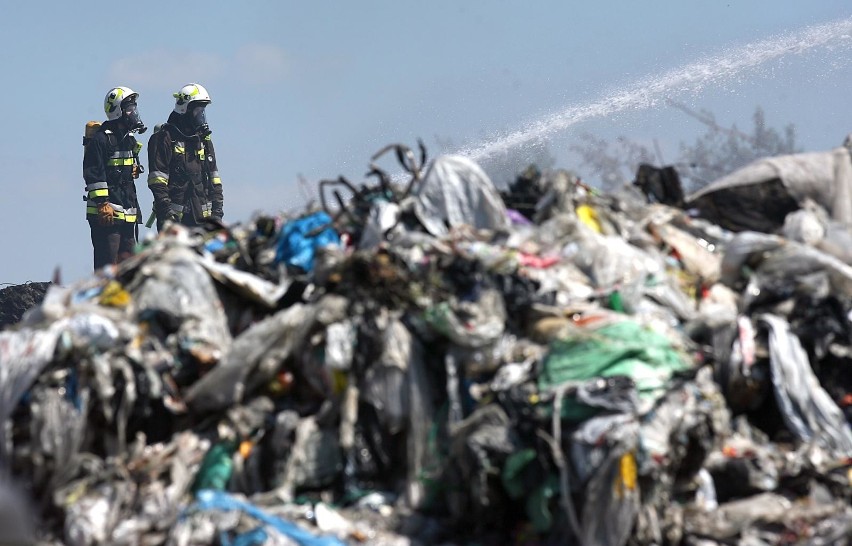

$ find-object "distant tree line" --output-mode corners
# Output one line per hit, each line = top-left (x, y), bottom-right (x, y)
(570, 104), (801, 194)
(437, 105), (801, 195)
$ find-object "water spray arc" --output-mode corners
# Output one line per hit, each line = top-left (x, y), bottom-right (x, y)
(457, 17), (852, 163)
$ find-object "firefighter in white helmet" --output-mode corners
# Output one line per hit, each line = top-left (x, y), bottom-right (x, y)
(82, 86), (147, 270)
(147, 83), (224, 230)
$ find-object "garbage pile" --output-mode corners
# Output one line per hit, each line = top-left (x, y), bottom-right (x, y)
(0, 281), (50, 330)
(2, 141), (852, 545)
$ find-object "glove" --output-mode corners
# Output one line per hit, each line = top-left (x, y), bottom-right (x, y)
(156, 212), (179, 232)
(97, 202), (115, 226)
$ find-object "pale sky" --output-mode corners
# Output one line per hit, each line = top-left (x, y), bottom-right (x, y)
(1, 1), (851, 285)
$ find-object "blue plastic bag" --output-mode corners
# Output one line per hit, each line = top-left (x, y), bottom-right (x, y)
(275, 211), (340, 273)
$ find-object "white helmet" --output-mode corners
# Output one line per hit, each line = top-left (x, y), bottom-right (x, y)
(173, 83), (212, 114)
(104, 86), (139, 121)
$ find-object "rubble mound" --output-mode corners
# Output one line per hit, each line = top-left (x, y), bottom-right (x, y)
(0, 281), (50, 329)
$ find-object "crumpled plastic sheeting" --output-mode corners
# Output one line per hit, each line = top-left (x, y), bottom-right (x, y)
(0, 319), (65, 462)
(413, 154), (511, 238)
(721, 230), (852, 299)
(538, 318), (693, 411)
(127, 245), (231, 363)
(52, 430), (207, 544)
(64, 479), (136, 546)
(579, 433), (640, 546)
(184, 295), (348, 413)
(646, 212), (722, 283)
(562, 218), (671, 299)
(687, 145), (852, 228)
(358, 200), (403, 250)
(361, 316), (413, 435)
(423, 287), (507, 349)
(760, 313), (852, 459)
(682, 491), (852, 543)
(200, 257), (290, 308)
(30, 388), (87, 495)
(266, 415), (342, 503)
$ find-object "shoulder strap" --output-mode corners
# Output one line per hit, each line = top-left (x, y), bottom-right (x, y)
(159, 123), (176, 137)
(102, 128), (118, 148)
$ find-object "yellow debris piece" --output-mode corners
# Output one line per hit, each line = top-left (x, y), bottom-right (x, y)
(99, 280), (131, 307)
(576, 204), (602, 233)
(239, 440), (253, 459)
(615, 452), (638, 498)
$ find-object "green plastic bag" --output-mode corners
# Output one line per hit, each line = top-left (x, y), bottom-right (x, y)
(538, 320), (692, 420)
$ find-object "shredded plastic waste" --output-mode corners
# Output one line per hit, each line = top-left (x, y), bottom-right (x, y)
(1, 141), (851, 545)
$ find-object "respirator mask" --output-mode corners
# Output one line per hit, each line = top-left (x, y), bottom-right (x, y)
(121, 102), (147, 134)
(189, 104), (211, 137)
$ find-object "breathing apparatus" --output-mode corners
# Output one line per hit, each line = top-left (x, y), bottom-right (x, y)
(173, 83), (213, 137)
(188, 103), (211, 137)
(104, 86), (147, 134)
(121, 101), (147, 134)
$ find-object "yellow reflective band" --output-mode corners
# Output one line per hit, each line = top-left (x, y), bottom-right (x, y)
(112, 211), (135, 222)
(135, 142), (143, 153)
(148, 177), (168, 186)
(196, 148), (205, 160)
(84, 207), (136, 223)
(211, 177), (222, 185)
(174, 145), (185, 154)
(108, 158), (134, 166)
(202, 210), (211, 217)
(88, 189), (109, 198)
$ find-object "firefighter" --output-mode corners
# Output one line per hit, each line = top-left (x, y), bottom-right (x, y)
(83, 86), (147, 270)
(147, 83), (224, 231)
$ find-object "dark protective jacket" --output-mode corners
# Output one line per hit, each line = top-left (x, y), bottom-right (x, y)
(82, 120), (143, 223)
(147, 112), (223, 226)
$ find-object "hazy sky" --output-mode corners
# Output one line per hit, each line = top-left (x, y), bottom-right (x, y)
(1, 1), (851, 285)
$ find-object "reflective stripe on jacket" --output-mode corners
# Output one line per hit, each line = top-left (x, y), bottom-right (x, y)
(82, 121), (143, 224)
(147, 113), (223, 224)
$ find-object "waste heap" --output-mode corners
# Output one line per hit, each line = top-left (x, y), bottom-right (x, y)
(1, 141), (851, 545)
(0, 281), (50, 330)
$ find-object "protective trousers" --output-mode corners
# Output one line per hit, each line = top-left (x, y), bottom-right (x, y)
(89, 221), (136, 270)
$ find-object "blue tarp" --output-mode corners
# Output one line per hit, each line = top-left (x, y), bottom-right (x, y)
(193, 490), (346, 546)
(275, 211), (340, 273)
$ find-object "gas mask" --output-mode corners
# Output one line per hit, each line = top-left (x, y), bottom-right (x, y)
(121, 102), (147, 134)
(188, 104), (211, 137)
